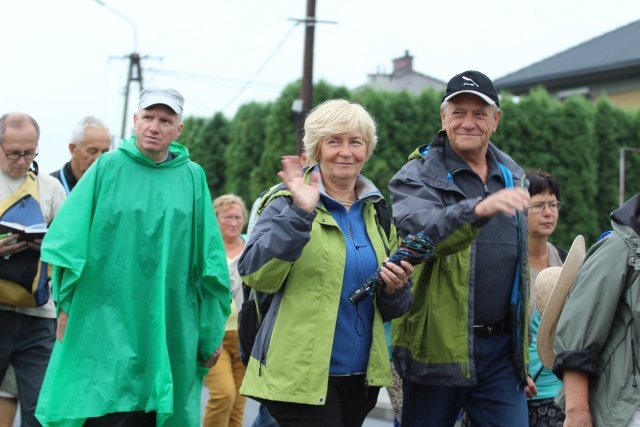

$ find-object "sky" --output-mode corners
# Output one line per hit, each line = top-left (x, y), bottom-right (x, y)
(1, 0), (639, 174)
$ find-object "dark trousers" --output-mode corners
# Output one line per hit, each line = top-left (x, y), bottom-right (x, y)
(0, 309), (55, 427)
(83, 411), (156, 427)
(402, 333), (528, 427)
(263, 374), (380, 427)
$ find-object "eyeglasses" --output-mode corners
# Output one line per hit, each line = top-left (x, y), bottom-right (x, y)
(529, 201), (563, 214)
(0, 144), (38, 161)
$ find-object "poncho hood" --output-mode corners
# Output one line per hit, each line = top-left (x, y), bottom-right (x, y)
(119, 136), (191, 168)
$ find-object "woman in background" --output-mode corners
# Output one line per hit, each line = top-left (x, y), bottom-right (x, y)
(203, 194), (248, 427)
(525, 170), (566, 426)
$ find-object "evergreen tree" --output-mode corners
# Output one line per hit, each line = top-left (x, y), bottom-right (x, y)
(179, 116), (206, 149)
(191, 113), (229, 198)
(225, 101), (271, 203)
(180, 80), (639, 249)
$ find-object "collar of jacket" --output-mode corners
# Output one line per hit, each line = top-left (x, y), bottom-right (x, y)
(118, 136), (190, 168)
(611, 193), (640, 235)
(311, 164), (383, 205)
(409, 130), (524, 191)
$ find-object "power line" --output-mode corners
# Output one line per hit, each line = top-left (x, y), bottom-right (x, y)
(146, 68), (284, 89)
(222, 22), (300, 111)
(145, 0), (299, 66)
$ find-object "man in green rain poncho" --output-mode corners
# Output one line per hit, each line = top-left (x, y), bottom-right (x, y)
(35, 88), (231, 427)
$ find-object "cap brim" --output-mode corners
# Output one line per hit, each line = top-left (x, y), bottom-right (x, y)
(139, 96), (182, 114)
(444, 90), (496, 106)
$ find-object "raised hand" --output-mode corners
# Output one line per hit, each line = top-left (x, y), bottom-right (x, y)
(277, 155), (320, 212)
(474, 187), (530, 219)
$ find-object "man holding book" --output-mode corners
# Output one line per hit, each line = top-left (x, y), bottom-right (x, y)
(35, 88), (231, 427)
(0, 112), (67, 426)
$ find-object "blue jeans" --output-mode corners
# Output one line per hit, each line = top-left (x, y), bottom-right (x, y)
(402, 333), (527, 427)
(0, 310), (56, 427)
(252, 403), (280, 427)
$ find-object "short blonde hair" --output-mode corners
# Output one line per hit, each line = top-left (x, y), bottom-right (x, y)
(212, 194), (248, 226)
(303, 99), (378, 166)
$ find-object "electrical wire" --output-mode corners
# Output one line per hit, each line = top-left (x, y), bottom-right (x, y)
(222, 22), (300, 111)
(146, 68), (283, 89)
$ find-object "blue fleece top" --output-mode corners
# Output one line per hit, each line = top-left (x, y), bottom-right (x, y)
(323, 196), (379, 375)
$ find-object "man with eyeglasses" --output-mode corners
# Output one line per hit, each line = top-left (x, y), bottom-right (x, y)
(0, 112), (67, 427)
(50, 116), (111, 194)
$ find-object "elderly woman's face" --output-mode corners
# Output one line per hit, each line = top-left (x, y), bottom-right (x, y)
(318, 131), (367, 183)
(528, 191), (559, 240)
(217, 204), (244, 240)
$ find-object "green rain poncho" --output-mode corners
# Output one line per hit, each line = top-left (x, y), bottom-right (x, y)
(35, 138), (231, 427)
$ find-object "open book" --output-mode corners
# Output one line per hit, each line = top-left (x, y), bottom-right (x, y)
(0, 221), (48, 243)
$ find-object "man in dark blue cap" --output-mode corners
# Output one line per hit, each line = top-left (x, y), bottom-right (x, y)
(389, 71), (533, 426)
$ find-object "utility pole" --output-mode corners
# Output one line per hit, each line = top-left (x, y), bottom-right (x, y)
(290, 2), (336, 155)
(298, 0), (316, 156)
(95, 0), (150, 142)
(120, 53), (144, 140)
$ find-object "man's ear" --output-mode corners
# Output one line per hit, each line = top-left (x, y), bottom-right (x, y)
(493, 109), (502, 132)
(176, 123), (184, 138)
(68, 143), (77, 156)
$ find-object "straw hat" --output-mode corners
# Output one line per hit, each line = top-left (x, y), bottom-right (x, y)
(535, 235), (586, 370)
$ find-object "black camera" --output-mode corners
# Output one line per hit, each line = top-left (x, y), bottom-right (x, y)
(349, 283), (375, 304)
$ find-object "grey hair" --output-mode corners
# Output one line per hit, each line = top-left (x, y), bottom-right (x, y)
(302, 99), (378, 166)
(440, 100), (500, 117)
(71, 116), (111, 145)
(0, 113), (40, 144)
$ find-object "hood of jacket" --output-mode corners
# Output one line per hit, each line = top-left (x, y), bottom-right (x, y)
(407, 130), (525, 193)
(118, 136), (190, 168)
(611, 193), (640, 235)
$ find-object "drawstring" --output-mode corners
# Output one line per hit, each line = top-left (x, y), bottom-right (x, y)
(259, 355), (265, 377)
(632, 339), (640, 387)
(354, 304), (365, 337)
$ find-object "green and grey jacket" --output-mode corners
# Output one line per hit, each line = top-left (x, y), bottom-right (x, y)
(553, 194), (640, 426)
(388, 130), (529, 387)
(237, 172), (412, 405)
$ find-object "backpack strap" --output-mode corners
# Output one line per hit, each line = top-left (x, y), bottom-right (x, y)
(257, 183), (288, 215)
(373, 198), (391, 240)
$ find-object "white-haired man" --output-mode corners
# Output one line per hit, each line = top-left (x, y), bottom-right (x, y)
(50, 116), (111, 194)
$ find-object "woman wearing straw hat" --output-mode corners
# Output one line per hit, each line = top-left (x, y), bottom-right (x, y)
(540, 193), (640, 426)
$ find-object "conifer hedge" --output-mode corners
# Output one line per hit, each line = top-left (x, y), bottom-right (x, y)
(180, 81), (640, 249)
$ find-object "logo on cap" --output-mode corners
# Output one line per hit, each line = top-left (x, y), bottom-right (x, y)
(442, 70), (500, 107)
(462, 76), (479, 87)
